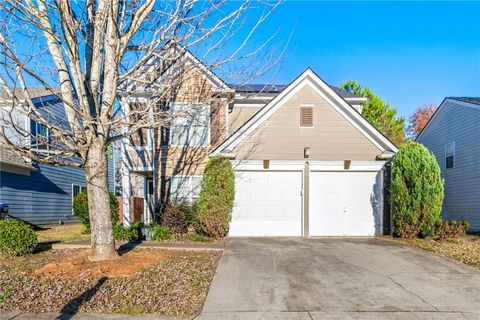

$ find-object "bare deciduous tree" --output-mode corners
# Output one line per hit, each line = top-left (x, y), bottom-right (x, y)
(0, 0), (286, 260)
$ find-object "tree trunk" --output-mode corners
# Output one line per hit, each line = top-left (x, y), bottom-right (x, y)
(84, 139), (118, 261)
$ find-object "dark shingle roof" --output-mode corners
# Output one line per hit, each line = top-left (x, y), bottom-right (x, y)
(449, 97), (480, 105)
(229, 83), (364, 99)
(228, 83), (287, 93)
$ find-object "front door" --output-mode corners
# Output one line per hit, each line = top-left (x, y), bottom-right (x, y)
(145, 178), (154, 224)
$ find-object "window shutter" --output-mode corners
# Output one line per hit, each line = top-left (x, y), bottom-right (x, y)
(300, 107), (313, 127)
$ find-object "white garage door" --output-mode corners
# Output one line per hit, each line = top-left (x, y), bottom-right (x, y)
(229, 171), (303, 236)
(309, 171), (383, 236)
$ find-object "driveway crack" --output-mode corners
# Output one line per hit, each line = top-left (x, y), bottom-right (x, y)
(337, 259), (440, 312)
(387, 275), (440, 312)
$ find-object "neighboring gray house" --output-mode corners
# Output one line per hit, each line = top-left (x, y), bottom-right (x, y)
(417, 97), (480, 231)
(0, 92), (114, 225)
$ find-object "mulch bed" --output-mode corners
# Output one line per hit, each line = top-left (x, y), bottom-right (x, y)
(394, 235), (480, 270)
(0, 248), (221, 315)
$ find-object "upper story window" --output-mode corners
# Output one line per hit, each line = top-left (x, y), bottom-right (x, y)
(30, 119), (49, 150)
(445, 142), (455, 169)
(170, 103), (210, 147)
(129, 102), (149, 147)
(300, 107), (313, 127)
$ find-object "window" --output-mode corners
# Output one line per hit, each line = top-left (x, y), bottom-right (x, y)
(30, 119), (49, 149)
(300, 107), (313, 127)
(445, 142), (455, 169)
(170, 176), (202, 204)
(72, 184), (87, 200)
(170, 103), (210, 147)
(129, 103), (149, 147)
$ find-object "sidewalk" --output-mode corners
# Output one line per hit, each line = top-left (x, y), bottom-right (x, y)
(49, 240), (225, 252)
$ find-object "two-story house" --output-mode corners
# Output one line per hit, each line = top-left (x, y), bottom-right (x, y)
(0, 91), (114, 225)
(120, 48), (398, 237)
(417, 97), (480, 232)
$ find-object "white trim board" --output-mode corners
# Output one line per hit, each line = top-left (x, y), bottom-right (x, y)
(309, 160), (386, 172)
(211, 68), (398, 156)
(231, 160), (306, 171)
(231, 160), (385, 172)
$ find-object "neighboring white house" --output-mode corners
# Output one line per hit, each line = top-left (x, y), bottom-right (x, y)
(417, 97), (480, 231)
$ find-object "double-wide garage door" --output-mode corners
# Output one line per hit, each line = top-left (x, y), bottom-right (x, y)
(229, 170), (382, 237)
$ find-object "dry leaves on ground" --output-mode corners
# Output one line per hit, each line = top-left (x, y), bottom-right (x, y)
(398, 235), (480, 270)
(0, 248), (221, 315)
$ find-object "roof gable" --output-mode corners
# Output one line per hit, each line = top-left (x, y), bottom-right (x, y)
(212, 68), (398, 156)
(416, 97), (480, 141)
(118, 43), (233, 96)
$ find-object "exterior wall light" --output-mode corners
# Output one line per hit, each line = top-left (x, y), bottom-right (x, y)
(304, 147), (311, 158)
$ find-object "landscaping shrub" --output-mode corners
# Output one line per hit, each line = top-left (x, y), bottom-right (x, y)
(196, 156), (235, 238)
(73, 191), (119, 232)
(161, 203), (197, 234)
(161, 204), (188, 234)
(0, 219), (38, 256)
(176, 203), (198, 228)
(392, 141), (444, 238)
(434, 220), (470, 239)
(114, 222), (141, 241)
(151, 225), (172, 241)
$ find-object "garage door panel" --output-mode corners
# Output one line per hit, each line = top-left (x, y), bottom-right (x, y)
(268, 189), (283, 201)
(251, 190), (266, 202)
(229, 171), (303, 237)
(310, 171), (382, 236)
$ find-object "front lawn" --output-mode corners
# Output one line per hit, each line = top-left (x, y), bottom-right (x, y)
(36, 223), (90, 243)
(0, 248), (221, 315)
(394, 235), (480, 270)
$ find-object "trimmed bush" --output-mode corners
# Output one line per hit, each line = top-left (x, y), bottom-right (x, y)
(392, 141), (444, 238)
(151, 225), (172, 241)
(114, 222), (141, 241)
(73, 191), (119, 232)
(0, 219), (38, 256)
(434, 220), (470, 239)
(196, 156), (235, 238)
(161, 203), (196, 234)
(176, 203), (198, 228)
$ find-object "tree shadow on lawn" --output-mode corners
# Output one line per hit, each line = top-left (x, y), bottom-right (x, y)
(55, 276), (108, 320)
(35, 240), (62, 254)
(117, 239), (142, 255)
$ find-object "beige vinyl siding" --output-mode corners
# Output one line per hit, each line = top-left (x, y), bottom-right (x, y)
(229, 106), (262, 134)
(417, 100), (480, 231)
(233, 85), (381, 161)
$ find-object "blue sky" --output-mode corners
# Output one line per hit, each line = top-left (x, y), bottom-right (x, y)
(248, 1), (480, 118)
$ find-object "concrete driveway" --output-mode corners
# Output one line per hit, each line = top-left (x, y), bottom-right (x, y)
(199, 238), (480, 320)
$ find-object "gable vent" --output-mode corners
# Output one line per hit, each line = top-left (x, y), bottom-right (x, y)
(300, 107), (313, 127)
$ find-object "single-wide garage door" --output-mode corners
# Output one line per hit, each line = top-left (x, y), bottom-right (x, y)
(309, 171), (382, 236)
(229, 171), (303, 236)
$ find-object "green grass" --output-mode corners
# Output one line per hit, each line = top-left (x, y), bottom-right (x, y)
(0, 289), (14, 303)
(115, 305), (146, 314)
(179, 233), (213, 243)
(36, 224), (90, 243)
